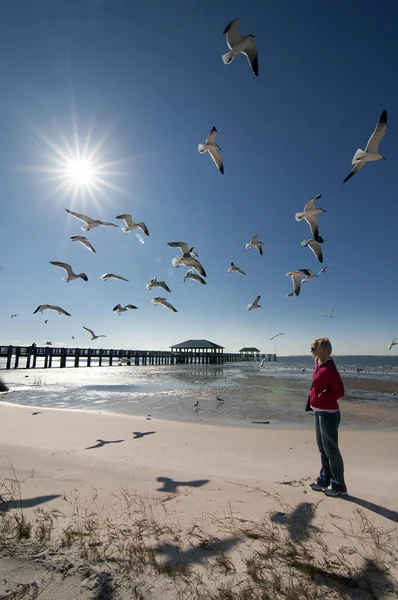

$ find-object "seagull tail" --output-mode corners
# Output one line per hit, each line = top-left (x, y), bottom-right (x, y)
(352, 148), (366, 164)
(222, 50), (234, 64)
(295, 212), (305, 221)
(198, 144), (206, 153)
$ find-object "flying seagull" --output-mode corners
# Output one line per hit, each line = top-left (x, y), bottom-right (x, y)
(388, 337), (397, 350)
(343, 110), (387, 184)
(222, 18), (258, 77)
(228, 262), (246, 275)
(70, 235), (97, 253)
(270, 333), (284, 341)
(181, 269), (206, 285)
(65, 209), (118, 231)
(318, 265), (329, 275)
(301, 239), (323, 263)
(167, 241), (198, 258)
(50, 261), (88, 282)
(44, 320), (48, 324)
(10, 314), (18, 318)
(151, 297), (177, 313)
(82, 326), (107, 340)
(323, 309), (334, 318)
(285, 292), (295, 300)
(146, 277), (172, 293)
(172, 255), (206, 277)
(301, 270), (318, 283)
(115, 214), (149, 236)
(246, 235), (263, 255)
(198, 126), (224, 174)
(45, 341), (52, 345)
(247, 295), (261, 310)
(33, 304), (71, 316)
(286, 269), (312, 296)
(100, 273), (129, 282)
(295, 194), (325, 242)
(113, 304), (138, 314)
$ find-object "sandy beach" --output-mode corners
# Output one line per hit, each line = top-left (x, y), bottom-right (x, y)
(1, 401), (397, 599)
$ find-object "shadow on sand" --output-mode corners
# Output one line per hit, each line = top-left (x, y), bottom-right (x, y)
(156, 476), (209, 493)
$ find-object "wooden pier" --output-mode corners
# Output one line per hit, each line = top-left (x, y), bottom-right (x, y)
(0, 345), (277, 370)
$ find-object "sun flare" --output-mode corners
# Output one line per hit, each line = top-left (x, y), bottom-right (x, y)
(66, 159), (95, 186)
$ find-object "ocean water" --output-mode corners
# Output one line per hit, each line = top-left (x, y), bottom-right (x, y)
(1, 357), (397, 427)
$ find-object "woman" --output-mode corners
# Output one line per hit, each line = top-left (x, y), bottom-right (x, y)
(309, 337), (348, 497)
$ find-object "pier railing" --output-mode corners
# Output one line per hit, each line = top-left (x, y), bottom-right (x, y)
(0, 345), (277, 369)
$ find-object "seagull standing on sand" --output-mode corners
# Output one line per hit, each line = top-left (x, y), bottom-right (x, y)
(270, 333), (284, 341)
(151, 297), (178, 313)
(343, 110), (387, 184)
(246, 235), (263, 255)
(100, 273), (129, 282)
(301, 239), (323, 263)
(65, 209), (118, 231)
(198, 126), (224, 174)
(70, 235), (97, 253)
(115, 214), (149, 236)
(286, 270), (312, 296)
(50, 261), (88, 282)
(222, 18), (258, 77)
(388, 337), (397, 350)
(146, 277), (172, 293)
(82, 326), (107, 341)
(113, 304), (138, 314)
(228, 262), (246, 275)
(248, 295), (261, 310)
(295, 195), (325, 242)
(181, 270), (206, 285)
(33, 305), (71, 316)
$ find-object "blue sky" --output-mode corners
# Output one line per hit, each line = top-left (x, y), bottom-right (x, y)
(0, 0), (397, 355)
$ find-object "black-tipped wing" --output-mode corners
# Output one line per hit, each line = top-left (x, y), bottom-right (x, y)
(223, 18), (241, 48)
(208, 148), (224, 174)
(243, 43), (258, 77)
(343, 161), (365, 184)
(365, 109), (387, 153)
(206, 126), (218, 145)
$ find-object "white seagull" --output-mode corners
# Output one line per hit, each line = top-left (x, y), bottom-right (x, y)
(113, 304), (138, 314)
(146, 277), (172, 293)
(246, 235), (263, 255)
(301, 270), (318, 284)
(172, 255), (207, 277)
(198, 126), (224, 174)
(301, 239), (323, 263)
(70, 235), (97, 253)
(167, 241), (198, 258)
(247, 295), (261, 310)
(65, 209), (118, 231)
(318, 265), (330, 275)
(323, 309), (334, 318)
(82, 326), (107, 340)
(50, 261), (88, 282)
(115, 214), (149, 236)
(388, 337), (397, 351)
(343, 110), (387, 184)
(228, 262), (246, 275)
(33, 304), (71, 316)
(270, 333), (284, 341)
(151, 297), (177, 313)
(222, 18), (258, 77)
(286, 269), (312, 296)
(181, 269), (206, 285)
(100, 273), (129, 282)
(295, 194), (325, 242)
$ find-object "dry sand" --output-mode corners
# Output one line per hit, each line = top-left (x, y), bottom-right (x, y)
(0, 401), (397, 599)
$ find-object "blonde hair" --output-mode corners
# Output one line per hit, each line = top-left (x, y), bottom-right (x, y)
(311, 337), (332, 363)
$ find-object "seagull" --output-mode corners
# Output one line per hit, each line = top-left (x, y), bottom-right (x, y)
(222, 18), (258, 77)
(172, 256), (207, 277)
(146, 277), (172, 293)
(260, 357), (268, 367)
(181, 269), (206, 285)
(246, 235), (263, 255)
(50, 261), (88, 282)
(295, 194), (325, 242)
(82, 326), (107, 340)
(323, 309), (334, 318)
(228, 262), (246, 275)
(45, 341), (52, 345)
(270, 333), (284, 341)
(248, 295), (261, 310)
(113, 304), (138, 314)
(388, 337), (397, 350)
(318, 265), (330, 275)
(193, 400), (199, 408)
(301, 239), (323, 263)
(44, 320), (48, 324)
(70, 235), (97, 253)
(301, 270), (318, 283)
(10, 314), (18, 318)
(216, 396), (224, 403)
(198, 126), (224, 174)
(33, 305), (71, 316)
(115, 214), (149, 236)
(343, 110), (387, 184)
(100, 273), (129, 282)
(286, 269), (312, 296)
(151, 297), (177, 313)
(72, 336), (74, 340)
(167, 241), (199, 258)
(65, 209), (118, 231)
(285, 292), (295, 300)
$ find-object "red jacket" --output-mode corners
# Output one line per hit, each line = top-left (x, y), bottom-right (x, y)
(309, 358), (344, 410)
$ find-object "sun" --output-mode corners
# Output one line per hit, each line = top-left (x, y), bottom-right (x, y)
(65, 159), (95, 186)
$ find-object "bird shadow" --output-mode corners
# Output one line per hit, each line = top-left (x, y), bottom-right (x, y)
(271, 502), (319, 542)
(132, 431), (156, 439)
(154, 536), (241, 570)
(0, 494), (61, 513)
(156, 476), (209, 493)
(85, 439), (124, 450)
(341, 495), (398, 523)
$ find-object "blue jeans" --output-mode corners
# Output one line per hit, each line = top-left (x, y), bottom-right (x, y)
(315, 410), (346, 491)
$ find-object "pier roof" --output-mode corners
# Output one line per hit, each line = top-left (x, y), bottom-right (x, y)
(239, 347), (261, 353)
(170, 339), (224, 350)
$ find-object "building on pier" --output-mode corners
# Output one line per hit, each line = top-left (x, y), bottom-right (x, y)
(239, 347), (261, 357)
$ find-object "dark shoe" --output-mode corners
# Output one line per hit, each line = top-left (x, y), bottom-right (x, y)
(324, 485), (348, 497)
(309, 481), (328, 491)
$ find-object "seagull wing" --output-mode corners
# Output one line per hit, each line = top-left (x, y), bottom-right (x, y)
(308, 240), (323, 263)
(208, 148), (224, 174)
(51, 305), (71, 316)
(65, 209), (93, 225)
(167, 241), (189, 255)
(243, 42), (258, 77)
(108, 274), (128, 281)
(160, 281), (172, 293)
(365, 109), (387, 153)
(33, 305), (47, 314)
(289, 273), (302, 295)
(50, 261), (74, 278)
(113, 304), (122, 311)
(82, 326), (95, 337)
(138, 222), (149, 236)
(223, 18), (242, 48)
(304, 215), (320, 240)
(206, 126), (218, 145)
(343, 161), (365, 184)
(256, 243), (263, 255)
(303, 194), (321, 212)
(159, 298), (178, 312)
(236, 265), (246, 275)
(252, 295), (261, 307)
(116, 214), (134, 227)
(98, 220), (118, 227)
(186, 257), (207, 277)
(125, 305), (137, 310)
(70, 236), (96, 253)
